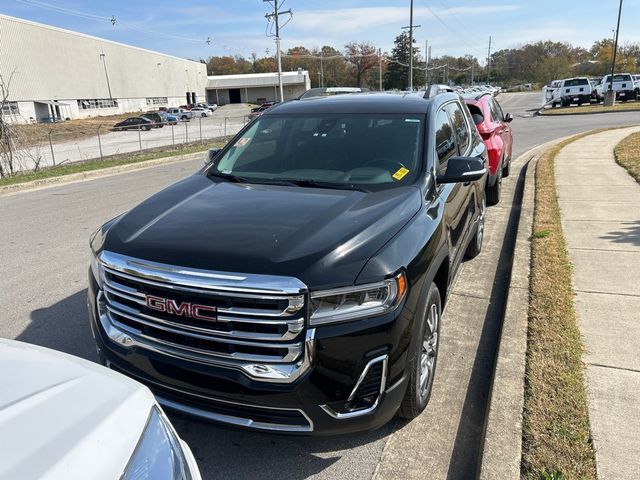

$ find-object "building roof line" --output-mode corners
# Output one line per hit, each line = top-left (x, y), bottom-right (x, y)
(0, 13), (204, 66)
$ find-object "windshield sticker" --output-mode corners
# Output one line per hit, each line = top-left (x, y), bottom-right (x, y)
(236, 138), (250, 147)
(392, 167), (410, 180)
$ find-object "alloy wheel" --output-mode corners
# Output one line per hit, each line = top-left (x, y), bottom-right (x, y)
(419, 303), (439, 395)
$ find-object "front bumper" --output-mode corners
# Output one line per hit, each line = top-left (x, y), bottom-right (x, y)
(88, 275), (412, 435)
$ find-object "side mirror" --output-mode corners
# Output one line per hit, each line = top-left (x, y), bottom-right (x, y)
(504, 113), (514, 123)
(437, 156), (486, 184)
(204, 147), (221, 165)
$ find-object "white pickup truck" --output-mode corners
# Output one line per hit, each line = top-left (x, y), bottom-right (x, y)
(549, 77), (592, 107)
(595, 73), (635, 102)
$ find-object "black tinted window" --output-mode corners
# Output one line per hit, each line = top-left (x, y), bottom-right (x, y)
(492, 98), (505, 122)
(564, 78), (589, 87)
(434, 109), (456, 174)
(444, 102), (470, 155)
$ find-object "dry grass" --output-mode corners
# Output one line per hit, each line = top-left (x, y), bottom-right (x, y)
(0, 139), (225, 188)
(614, 131), (640, 184)
(540, 101), (640, 116)
(12, 113), (134, 147)
(521, 130), (608, 480)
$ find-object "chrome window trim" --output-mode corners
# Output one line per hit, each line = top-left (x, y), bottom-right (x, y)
(320, 354), (388, 420)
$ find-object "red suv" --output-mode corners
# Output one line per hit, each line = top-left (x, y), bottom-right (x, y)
(462, 93), (513, 205)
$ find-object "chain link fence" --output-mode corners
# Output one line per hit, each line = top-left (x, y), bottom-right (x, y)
(1, 114), (250, 175)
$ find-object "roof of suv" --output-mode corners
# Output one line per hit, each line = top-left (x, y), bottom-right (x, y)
(264, 92), (446, 115)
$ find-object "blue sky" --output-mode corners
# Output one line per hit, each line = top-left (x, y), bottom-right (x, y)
(1, 0), (639, 63)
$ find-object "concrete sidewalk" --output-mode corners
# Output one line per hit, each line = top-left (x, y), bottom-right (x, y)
(555, 126), (640, 480)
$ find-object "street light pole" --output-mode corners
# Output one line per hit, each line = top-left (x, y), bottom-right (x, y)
(401, 1), (420, 91)
(99, 53), (113, 100)
(609, 0), (624, 97)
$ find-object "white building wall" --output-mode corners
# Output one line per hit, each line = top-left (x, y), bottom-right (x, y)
(0, 14), (207, 123)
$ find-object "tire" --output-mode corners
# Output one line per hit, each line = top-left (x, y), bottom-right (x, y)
(181, 115), (188, 120)
(145, 126), (151, 131)
(465, 197), (486, 259)
(201, 113), (206, 117)
(486, 165), (502, 206)
(397, 282), (441, 420)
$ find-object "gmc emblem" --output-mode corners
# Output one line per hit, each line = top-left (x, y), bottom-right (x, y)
(145, 294), (217, 321)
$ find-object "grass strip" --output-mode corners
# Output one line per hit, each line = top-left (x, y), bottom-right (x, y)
(540, 101), (640, 116)
(614, 131), (640, 184)
(0, 140), (225, 188)
(521, 131), (606, 480)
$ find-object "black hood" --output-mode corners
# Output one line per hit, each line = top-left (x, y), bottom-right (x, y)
(102, 175), (421, 289)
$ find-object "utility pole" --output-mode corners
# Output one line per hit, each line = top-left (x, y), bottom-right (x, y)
(378, 48), (383, 91)
(471, 63), (474, 85)
(486, 35), (492, 83)
(319, 50), (324, 88)
(264, 0), (292, 102)
(606, 0), (624, 106)
(402, 0), (421, 91)
(99, 52), (112, 100)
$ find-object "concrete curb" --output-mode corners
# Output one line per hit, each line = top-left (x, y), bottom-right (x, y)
(0, 150), (206, 196)
(477, 137), (567, 479)
(538, 107), (640, 117)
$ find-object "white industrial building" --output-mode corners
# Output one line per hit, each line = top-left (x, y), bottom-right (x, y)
(0, 14), (207, 123)
(206, 71), (311, 105)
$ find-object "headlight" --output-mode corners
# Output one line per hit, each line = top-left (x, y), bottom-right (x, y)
(310, 272), (407, 326)
(90, 250), (104, 289)
(122, 407), (195, 480)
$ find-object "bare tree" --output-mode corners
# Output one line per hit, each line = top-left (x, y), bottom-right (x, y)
(0, 72), (16, 178)
(344, 42), (379, 88)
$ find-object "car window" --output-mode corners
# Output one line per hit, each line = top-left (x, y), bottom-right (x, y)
(492, 99), (505, 122)
(444, 102), (470, 155)
(213, 113), (424, 190)
(434, 108), (457, 175)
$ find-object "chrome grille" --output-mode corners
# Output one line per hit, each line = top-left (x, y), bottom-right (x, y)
(97, 251), (308, 371)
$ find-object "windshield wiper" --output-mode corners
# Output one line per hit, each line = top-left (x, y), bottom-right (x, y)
(208, 171), (250, 183)
(282, 179), (371, 193)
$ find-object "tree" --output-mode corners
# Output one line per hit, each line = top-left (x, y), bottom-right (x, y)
(384, 32), (421, 90)
(343, 41), (379, 88)
(206, 55), (252, 75)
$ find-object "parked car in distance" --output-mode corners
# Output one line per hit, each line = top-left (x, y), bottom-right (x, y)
(0, 339), (201, 480)
(179, 104), (193, 110)
(207, 103), (218, 112)
(112, 116), (153, 131)
(551, 77), (592, 107)
(248, 103), (275, 120)
(88, 92), (488, 435)
(463, 92), (513, 205)
(595, 73), (635, 102)
(167, 107), (194, 121)
(165, 113), (178, 125)
(191, 107), (210, 117)
(142, 111), (166, 128)
(633, 74), (640, 99)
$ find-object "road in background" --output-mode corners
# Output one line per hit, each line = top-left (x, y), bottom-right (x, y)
(1, 92), (638, 479)
(13, 104), (250, 172)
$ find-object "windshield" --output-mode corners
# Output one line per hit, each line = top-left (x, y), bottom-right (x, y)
(563, 78), (589, 87)
(209, 114), (424, 190)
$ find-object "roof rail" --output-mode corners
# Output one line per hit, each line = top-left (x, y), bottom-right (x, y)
(424, 84), (455, 98)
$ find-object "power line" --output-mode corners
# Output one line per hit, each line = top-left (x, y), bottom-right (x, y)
(264, 0), (293, 102)
(16, 0), (212, 44)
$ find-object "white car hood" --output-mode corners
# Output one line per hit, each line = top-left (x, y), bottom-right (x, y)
(0, 339), (154, 480)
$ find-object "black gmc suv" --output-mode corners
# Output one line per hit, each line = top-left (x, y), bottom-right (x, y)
(88, 91), (487, 435)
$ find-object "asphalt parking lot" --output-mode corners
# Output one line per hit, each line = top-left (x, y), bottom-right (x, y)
(1, 92), (639, 479)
